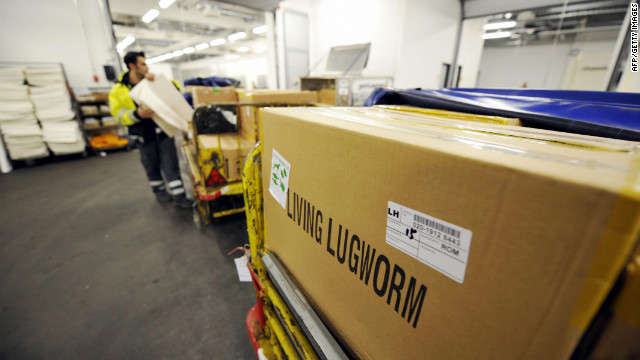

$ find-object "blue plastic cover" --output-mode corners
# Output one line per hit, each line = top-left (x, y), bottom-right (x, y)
(364, 88), (640, 141)
(183, 76), (238, 88)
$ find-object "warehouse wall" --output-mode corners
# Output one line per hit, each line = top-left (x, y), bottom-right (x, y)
(0, 0), (118, 89)
(477, 42), (573, 88)
(279, 0), (461, 89)
(456, 17), (487, 88)
(477, 31), (619, 90)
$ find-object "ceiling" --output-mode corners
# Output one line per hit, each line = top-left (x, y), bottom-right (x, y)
(108, 0), (274, 62)
(481, 0), (628, 47)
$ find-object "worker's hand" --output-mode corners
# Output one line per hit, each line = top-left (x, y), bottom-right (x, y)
(145, 73), (155, 81)
(138, 107), (155, 119)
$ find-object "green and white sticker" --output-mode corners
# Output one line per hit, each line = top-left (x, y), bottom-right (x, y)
(269, 148), (291, 209)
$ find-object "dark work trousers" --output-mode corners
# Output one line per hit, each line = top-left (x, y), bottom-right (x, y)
(139, 135), (186, 197)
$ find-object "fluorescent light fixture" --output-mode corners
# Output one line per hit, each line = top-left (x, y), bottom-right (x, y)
(158, 0), (176, 9)
(482, 31), (512, 39)
(195, 43), (209, 51)
(172, 50), (184, 57)
(164, 52), (174, 59)
(142, 9), (160, 23)
(183, 47), (195, 54)
(237, 47), (249, 53)
(252, 25), (267, 34)
(483, 21), (516, 31)
(210, 38), (226, 46)
(116, 36), (135, 53)
(228, 32), (246, 41)
(122, 36), (135, 46)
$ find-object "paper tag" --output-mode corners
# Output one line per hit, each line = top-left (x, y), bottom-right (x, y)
(234, 257), (252, 282)
(269, 148), (291, 209)
(386, 201), (472, 283)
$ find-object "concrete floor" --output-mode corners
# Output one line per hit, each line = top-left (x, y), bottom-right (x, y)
(0, 151), (256, 359)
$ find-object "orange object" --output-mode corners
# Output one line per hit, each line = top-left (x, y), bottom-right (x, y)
(90, 133), (128, 149)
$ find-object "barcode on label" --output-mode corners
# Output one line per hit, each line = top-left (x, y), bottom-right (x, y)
(414, 214), (460, 238)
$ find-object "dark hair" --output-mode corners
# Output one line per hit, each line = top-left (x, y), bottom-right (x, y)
(124, 51), (145, 70)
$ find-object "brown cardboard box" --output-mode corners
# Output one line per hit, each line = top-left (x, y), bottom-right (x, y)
(260, 107), (640, 360)
(236, 89), (317, 104)
(238, 105), (261, 143)
(317, 88), (336, 105)
(192, 86), (237, 107)
(197, 133), (253, 182)
(588, 248), (640, 360)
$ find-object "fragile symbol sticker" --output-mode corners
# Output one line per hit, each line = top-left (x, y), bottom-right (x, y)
(386, 201), (472, 283)
(269, 148), (291, 209)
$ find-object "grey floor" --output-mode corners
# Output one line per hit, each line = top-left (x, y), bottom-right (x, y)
(0, 150), (256, 360)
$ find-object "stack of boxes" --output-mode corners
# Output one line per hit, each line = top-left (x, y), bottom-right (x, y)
(259, 106), (640, 359)
(190, 88), (316, 185)
(26, 67), (85, 155)
(0, 68), (48, 160)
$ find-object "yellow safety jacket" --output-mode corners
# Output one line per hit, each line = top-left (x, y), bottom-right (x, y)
(108, 71), (181, 140)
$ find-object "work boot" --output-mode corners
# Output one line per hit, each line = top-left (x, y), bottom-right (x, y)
(155, 191), (172, 203)
(173, 194), (193, 208)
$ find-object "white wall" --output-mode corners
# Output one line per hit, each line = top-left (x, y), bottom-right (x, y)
(395, 0), (460, 88)
(278, 0), (461, 89)
(456, 17), (487, 87)
(477, 30), (619, 90)
(477, 42), (573, 88)
(561, 31), (619, 90)
(0, 0), (119, 89)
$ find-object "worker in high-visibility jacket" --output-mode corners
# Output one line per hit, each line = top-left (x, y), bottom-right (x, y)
(109, 51), (192, 208)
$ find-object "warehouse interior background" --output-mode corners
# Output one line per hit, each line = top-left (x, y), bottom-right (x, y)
(0, 0), (637, 94)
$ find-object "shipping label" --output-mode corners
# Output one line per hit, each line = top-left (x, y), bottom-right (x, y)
(386, 201), (472, 283)
(269, 148), (291, 209)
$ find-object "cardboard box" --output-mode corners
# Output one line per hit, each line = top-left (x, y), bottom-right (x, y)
(260, 107), (640, 360)
(317, 88), (336, 105)
(587, 248), (640, 360)
(81, 105), (98, 116)
(236, 89), (316, 104)
(192, 86), (237, 107)
(197, 133), (253, 183)
(238, 105), (261, 143)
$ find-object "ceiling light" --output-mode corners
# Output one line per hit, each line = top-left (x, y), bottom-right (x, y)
(172, 50), (184, 57)
(252, 25), (267, 34)
(483, 21), (516, 31)
(482, 31), (512, 39)
(228, 32), (247, 41)
(195, 43), (209, 51)
(183, 47), (195, 54)
(158, 0), (176, 9)
(116, 36), (135, 53)
(142, 9), (160, 23)
(504, 12), (513, 19)
(164, 52), (174, 59)
(237, 47), (249, 53)
(210, 38), (226, 46)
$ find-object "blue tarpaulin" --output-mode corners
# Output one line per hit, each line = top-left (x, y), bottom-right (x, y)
(364, 88), (640, 141)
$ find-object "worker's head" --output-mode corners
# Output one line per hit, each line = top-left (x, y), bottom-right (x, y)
(124, 51), (148, 78)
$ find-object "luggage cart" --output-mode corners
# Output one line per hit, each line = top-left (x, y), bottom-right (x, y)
(183, 139), (244, 227)
(241, 143), (350, 360)
(187, 102), (316, 227)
